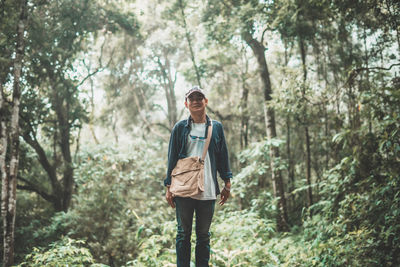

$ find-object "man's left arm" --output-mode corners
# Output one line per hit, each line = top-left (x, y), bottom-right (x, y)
(216, 123), (232, 205)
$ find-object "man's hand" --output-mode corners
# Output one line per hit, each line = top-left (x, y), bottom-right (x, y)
(165, 186), (175, 208)
(219, 180), (231, 206)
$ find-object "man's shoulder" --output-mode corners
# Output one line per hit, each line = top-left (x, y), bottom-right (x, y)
(211, 119), (223, 128)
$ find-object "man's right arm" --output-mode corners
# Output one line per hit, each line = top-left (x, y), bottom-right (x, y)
(164, 123), (180, 208)
(164, 123), (180, 187)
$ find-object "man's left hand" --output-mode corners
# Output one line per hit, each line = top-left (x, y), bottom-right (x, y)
(219, 181), (231, 206)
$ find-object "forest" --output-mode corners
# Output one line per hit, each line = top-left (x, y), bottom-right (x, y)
(0, 0), (399, 266)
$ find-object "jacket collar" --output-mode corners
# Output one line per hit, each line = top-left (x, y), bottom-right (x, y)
(185, 114), (211, 128)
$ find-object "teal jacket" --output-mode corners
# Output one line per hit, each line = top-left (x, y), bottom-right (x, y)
(164, 115), (232, 195)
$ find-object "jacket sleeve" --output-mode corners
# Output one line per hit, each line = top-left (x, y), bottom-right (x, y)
(164, 123), (180, 186)
(216, 123), (233, 181)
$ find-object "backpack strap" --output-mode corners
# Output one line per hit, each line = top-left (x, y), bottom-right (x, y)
(200, 120), (213, 162)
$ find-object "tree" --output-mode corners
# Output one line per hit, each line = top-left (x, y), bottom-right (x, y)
(203, 0), (289, 231)
(175, 0), (203, 88)
(0, 1), (27, 265)
(14, 0), (140, 212)
(153, 46), (179, 129)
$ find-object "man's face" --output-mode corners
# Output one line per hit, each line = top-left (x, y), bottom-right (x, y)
(185, 92), (208, 114)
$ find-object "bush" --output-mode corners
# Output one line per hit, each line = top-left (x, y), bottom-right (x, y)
(17, 238), (106, 267)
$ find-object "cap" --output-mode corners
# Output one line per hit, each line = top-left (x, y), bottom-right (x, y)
(185, 86), (205, 100)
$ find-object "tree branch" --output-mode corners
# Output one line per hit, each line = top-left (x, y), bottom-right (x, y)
(260, 26), (269, 47)
(19, 114), (61, 193)
(300, 63), (400, 107)
(17, 176), (56, 203)
(77, 37), (115, 88)
(345, 63), (400, 86)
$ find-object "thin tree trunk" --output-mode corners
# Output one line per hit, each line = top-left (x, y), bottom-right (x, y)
(312, 128), (322, 196)
(178, 0), (202, 87)
(286, 115), (295, 205)
(283, 39), (295, 206)
(326, 42), (340, 114)
(165, 54), (178, 126)
(112, 109), (119, 144)
(0, 86), (10, 266)
(363, 26), (372, 133)
(240, 84), (249, 149)
(157, 55), (178, 128)
(242, 31), (289, 232)
(299, 38), (313, 208)
(1, 1), (26, 265)
(89, 76), (99, 145)
(324, 103), (329, 170)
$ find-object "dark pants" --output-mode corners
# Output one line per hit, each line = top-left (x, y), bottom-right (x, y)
(174, 197), (215, 267)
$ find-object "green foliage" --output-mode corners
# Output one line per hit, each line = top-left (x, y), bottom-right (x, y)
(130, 208), (276, 267)
(291, 80), (400, 266)
(235, 139), (286, 211)
(51, 141), (169, 265)
(16, 238), (106, 267)
(210, 209), (276, 266)
(13, 192), (63, 264)
(128, 220), (176, 267)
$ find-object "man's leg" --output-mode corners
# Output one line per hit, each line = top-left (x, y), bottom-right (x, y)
(175, 197), (195, 267)
(194, 199), (215, 267)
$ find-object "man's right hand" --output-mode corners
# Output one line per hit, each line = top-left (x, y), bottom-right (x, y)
(165, 187), (175, 208)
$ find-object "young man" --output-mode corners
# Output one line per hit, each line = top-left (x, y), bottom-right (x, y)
(164, 86), (232, 267)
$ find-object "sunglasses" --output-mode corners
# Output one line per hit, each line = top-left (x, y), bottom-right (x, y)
(190, 135), (206, 140)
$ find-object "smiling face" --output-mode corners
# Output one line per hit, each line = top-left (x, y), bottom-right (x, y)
(185, 92), (208, 116)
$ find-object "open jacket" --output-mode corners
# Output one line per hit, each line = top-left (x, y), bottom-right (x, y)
(164, 115), (232, 195)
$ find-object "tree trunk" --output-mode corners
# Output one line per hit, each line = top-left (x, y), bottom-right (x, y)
(324, 103), (329, 170)
(48, 71), (74, 211)
(286, 115), (295, 205)
(283, 39), (295, 206)
(178, 0), (202, 87)
(89, 76), (100, 145)
(242, 31), (289, 232)
(157, 55), (178, 128)
(240, 83), (249, 149)
(55, 94), (74, 212)
(0, 86), (10, 266)
(112, 109), (119, 144)
(1, 1), (26, 265)
(299, 38), (313, 208)
(362, 26), (373, 133)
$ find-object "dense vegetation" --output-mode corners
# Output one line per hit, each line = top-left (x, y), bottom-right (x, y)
(1, 0), (399, 266)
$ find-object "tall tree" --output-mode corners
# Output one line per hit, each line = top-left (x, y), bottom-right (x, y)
(175, 0), (203, 87)
(15, 0), (140, 212)
(272, 0), (334, 208)
(0, 0), (27, 265)
(203, 0), (289, 231)
(154, 47), (178, 129)
(242, 31), (289, 231)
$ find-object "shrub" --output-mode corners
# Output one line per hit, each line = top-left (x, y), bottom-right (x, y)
(17, 238), (107, 267)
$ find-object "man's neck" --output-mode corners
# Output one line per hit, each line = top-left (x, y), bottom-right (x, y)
(191, 113), (206, 123)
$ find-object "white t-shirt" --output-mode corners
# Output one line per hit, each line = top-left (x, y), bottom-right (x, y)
(187, 122), (216, 200)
